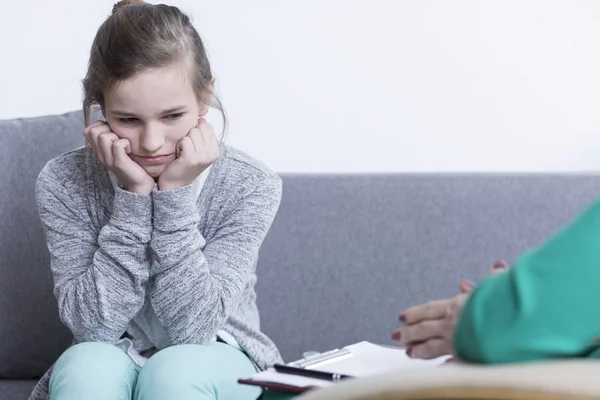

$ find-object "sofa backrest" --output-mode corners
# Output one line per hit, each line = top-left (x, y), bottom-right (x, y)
(256, 172), (600, 362)
(0, 112), (83, 378)
(2, 111), (600, 378)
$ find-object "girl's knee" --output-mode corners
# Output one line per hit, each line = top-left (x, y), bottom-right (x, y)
(136, 345), (199, 389)
(50, 342), (138, 399)
(135, 343), (259, 400)
(55, 342), (133, 371)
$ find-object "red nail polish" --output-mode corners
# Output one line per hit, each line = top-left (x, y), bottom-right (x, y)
(406, 348), (413, 357)
(391, 331), (401, 341)
(493, 260), (507, 270)
(399, 314), (406, 322)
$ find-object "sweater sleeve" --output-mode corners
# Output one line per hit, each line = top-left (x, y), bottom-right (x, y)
(148, 174), (282, 344)
(35, 164), (151, 343)
(454, 196), (600, 363)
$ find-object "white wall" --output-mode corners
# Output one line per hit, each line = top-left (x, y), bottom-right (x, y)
(2, 0), (600, 172)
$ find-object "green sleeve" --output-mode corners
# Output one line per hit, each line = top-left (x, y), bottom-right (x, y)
(454, 197), (600, 364)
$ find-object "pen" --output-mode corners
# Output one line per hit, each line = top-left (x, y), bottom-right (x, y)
(273, 363), (355, 382)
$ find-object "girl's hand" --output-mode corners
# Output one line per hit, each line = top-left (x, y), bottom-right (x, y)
(158, 118), (220, 191)
(392, 293), (468, 359)
(83, 121), (155, 195)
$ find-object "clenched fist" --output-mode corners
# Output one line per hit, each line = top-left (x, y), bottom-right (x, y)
(158, 118), (220, 191)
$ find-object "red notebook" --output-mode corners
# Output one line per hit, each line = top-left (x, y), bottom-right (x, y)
(237, 377), (321, 394)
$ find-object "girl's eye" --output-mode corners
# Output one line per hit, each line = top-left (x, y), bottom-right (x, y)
(117, 117), (138, 124)
(164, 113), (185, 120)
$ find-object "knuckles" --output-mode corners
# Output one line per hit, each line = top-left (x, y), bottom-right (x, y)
(98, 132), (116, 143)
(87, 124), (109, 137)
(189, 147), (220, 166)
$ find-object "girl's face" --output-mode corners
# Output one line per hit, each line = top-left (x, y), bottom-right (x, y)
(103, 63), (211, 178)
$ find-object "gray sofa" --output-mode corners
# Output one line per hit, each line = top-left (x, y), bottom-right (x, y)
(2, 111), (599, 399)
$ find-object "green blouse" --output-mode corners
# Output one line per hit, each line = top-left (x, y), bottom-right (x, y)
(455, 197), (600, 363)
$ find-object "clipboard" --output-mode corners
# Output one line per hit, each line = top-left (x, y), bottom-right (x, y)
(238, 347), (353, 393)
(238, 341), (450, 394)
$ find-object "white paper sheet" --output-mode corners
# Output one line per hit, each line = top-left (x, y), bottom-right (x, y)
(244, 341), (451, 390)
(311, 341), (450, 377)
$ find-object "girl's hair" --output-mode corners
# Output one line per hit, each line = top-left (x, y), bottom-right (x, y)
(82, 0), (226, 134)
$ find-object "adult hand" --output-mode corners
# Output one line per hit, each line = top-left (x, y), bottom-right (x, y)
(460, 260), (509, 293)
(158, 118), (220, 191)
(83, 121), (154, 195)
(392, 294), (468, 359)
(392, 260), (509, 360)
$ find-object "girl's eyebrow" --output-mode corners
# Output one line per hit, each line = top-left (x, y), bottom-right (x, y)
(161, 106), (187, 114)
(110, 109), (137, 117)
(110, 106), (187, 117)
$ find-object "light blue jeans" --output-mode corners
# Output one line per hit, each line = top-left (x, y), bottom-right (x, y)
(49, 341), (265, 400)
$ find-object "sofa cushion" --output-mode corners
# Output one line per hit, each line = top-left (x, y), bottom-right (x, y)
(0, 111), (83, 378)
(0, 380), (38, 400)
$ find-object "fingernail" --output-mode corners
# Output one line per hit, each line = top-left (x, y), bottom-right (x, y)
(406, 348), (413, 358)
(399, 314), (406, 322)
(391, 331), (401, 341)
(493, 261), (507, 270)
(197, 117), (207, 125)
